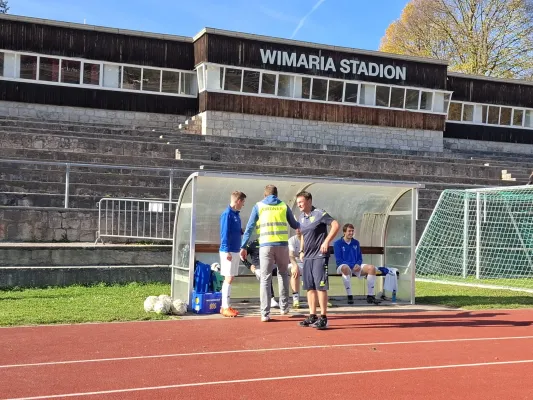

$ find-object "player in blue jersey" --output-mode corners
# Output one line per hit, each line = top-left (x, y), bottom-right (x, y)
(333, 223), (381, 305)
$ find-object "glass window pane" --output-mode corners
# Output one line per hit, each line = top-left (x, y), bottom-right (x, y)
(83, 63), (100, 85)
(513, 109), (524, 126)
(311, 78), (327, 101)
(376, 85), (390, 107)
(500, 107), (512, 125)
(196, 66), (205, 91)
(122, 66), (141, 90)
(103, 64), (120, 88)
(488, 106), (500, 124)
(206, 64), (222, 90)
(327, 80), (343, 102)
(242, 70), (260, 94)
(19, 55), (37, 80)
(420, 91), (433, 110)
(443, 93), (451, 113)
(296, 77), (311, 99)
(162, 70), (180, 93)
(0, 52), (4, 77)
(261, 73), (276, 95)
(481, 105), (488, 123)
(39, 57), (60, 82)
(448, 102), (462, 121)
(60, 59), (80, 84)
(142, 68), (161, 92)
(462, 104), (474, 122)
(344, 83), (358, 103)
(224, 68), (242, 91)
(360, 84), (375, 105)
(405, 89), (419, 110)
(525, 110), (533, 128)
(390, 87), (405, 108)
(278, 74), (294, 97)
(181, 72), (196, 95)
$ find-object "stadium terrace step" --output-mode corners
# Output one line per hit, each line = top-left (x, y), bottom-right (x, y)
(0, 192), (100, 209)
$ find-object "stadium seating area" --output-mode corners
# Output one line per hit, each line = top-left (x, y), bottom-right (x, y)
(1, 114), (532, 286)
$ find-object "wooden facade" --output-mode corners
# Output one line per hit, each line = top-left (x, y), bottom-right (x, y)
(0, 18), (194, 69)
(200, 92), (446, 131)
(0, 80), (199, 115)
(194, 31), (448, 90)
(444, 122), (533, 145)
(447, 74), (533, 108)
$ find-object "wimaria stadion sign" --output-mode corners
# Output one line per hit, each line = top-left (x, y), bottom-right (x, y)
(260, 49), (407, 80)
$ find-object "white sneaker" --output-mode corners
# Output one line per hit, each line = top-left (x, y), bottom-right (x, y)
(270, 298), (279, 308)
(280, 309), (290, 315)
(261, 316), (271, 322)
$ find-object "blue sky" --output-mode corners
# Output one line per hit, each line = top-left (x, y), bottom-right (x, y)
(8, 0), (408, 51)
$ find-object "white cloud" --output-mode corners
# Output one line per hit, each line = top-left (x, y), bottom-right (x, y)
(290, 0), (327, 39)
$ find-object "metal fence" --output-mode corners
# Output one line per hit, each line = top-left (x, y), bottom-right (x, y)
(95, 198), (178, 243)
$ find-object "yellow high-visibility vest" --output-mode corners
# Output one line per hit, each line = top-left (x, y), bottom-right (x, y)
(255, 201), (289, 243)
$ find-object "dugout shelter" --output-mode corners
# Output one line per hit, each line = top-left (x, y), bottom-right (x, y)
(171, 172), (423, 305)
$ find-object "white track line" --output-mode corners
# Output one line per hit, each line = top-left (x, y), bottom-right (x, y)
(5, 359), (533, 400)
(2, 335), (533, 370)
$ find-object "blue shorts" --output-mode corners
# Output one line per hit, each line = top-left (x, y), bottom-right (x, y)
(303, 258), (329, 291)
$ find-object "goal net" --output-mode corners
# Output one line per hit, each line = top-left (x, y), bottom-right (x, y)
(416, 185), (533, 292)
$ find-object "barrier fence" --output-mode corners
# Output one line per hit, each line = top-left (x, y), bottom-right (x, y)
(95, 198), (178, 243)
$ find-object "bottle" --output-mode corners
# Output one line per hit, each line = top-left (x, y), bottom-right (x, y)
(391, 290), (397, 303)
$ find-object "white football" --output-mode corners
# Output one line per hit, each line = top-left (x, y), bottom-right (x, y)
(211, 262), (221, 272)
(171, 299), (188, 316)
(153, 298), (171, 314)
(143, 296), (158, 312)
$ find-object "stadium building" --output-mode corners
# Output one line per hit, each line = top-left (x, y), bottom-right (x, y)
(1, 14), (533, 154)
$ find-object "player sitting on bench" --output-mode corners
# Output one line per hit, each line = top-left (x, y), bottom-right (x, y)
(333, 223), (381, 305)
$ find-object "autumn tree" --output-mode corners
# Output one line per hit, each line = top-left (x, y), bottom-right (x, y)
(0, 1), (9, 14)
(379, 0), (533, 79)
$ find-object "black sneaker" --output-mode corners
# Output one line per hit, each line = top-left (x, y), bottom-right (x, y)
(347, 295), (354, 304)
(367, 295), (382, 305)
(314, 317), (328, 330)
(299, 315), (318, 327)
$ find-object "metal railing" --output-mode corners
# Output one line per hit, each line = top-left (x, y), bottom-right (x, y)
(95, 198), (178, 244)
(0, 158), (200, 208)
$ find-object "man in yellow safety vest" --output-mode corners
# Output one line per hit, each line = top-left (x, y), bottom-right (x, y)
(240, 185), (300, 322)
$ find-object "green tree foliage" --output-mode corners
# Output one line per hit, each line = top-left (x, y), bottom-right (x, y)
(0, 1), (9, 14)
(379, 0), (533, 79)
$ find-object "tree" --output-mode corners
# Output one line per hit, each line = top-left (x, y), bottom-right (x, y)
(379, 0), (533, 79)
(0, 1), (9, 14)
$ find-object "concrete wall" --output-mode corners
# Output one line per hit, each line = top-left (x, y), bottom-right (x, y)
(199, 111), (444, 152)
(0, 100), (187, 130)
(444, 138), (533, 155)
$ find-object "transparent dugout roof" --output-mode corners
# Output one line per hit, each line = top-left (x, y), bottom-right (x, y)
(188, 172), (423, 244)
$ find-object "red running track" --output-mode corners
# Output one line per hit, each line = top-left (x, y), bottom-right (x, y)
(1, 309), (533, 399)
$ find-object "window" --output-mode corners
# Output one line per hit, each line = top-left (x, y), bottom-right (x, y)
(83, 63), (100, 85)
(420, 91), (433, 111)
(375, 85), (390, 107)
(206, 64), (222, 90)
(122, 66), (141, 90)
(487, 106), (500, 124)
(327, 80), (343, 102)
(462, 104), (474, 122)
(360, 84), (375, 105)
(224, 68), (242, 91)
(525, 110), (533, 128)
(311, 78), (327, 101)
(60, 60), (80, 84)
(196, 65), (205, 92)
(180, 72), (196, 95)
(295, 76), (311, 99)
(162, 70), (180, 94)
(19, 55), (37, 80)
(103, 64), (120, 88)
(444, 93), (451, 113)
(499, 107), (512, 125)
(242, 70), (259, 94)
(448, 102), (462, 121)
(261, 73), (276, 95)
(0, 52), (4, 77)
(278, 74), (295, 97)
(481, 105), (488, 123)
(344, 83), (358, 103)
(513, 109), (524, 127)
(405, 89), (419, 110)
(142, 68), (161, 92)
(39, 57), (60, 82)
(390, 87), (405, 108)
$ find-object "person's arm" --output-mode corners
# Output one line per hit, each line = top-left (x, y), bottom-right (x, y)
(219, 212), (232, 261)
(286, 207), (300, 230)
(333, 240), (344, 266)
(354, 240), (363, 267)
(320, 218), (340, 255)
(240, 205), (259, 259)
(299, 234), (304, 262)
(288, 239), (300, 268)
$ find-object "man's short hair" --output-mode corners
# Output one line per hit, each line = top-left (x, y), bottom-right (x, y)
(231, 191), (247, 201)
(264, 185), (278, 197)
(296, 191), (312, 201)
(343, 223), (355, 233)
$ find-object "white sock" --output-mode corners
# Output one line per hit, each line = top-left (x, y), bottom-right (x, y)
(293, 292), (300, 302)
(222, 281), (231, 308)
(342, 274), (352, 296)
(367, 275), (376, 296)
